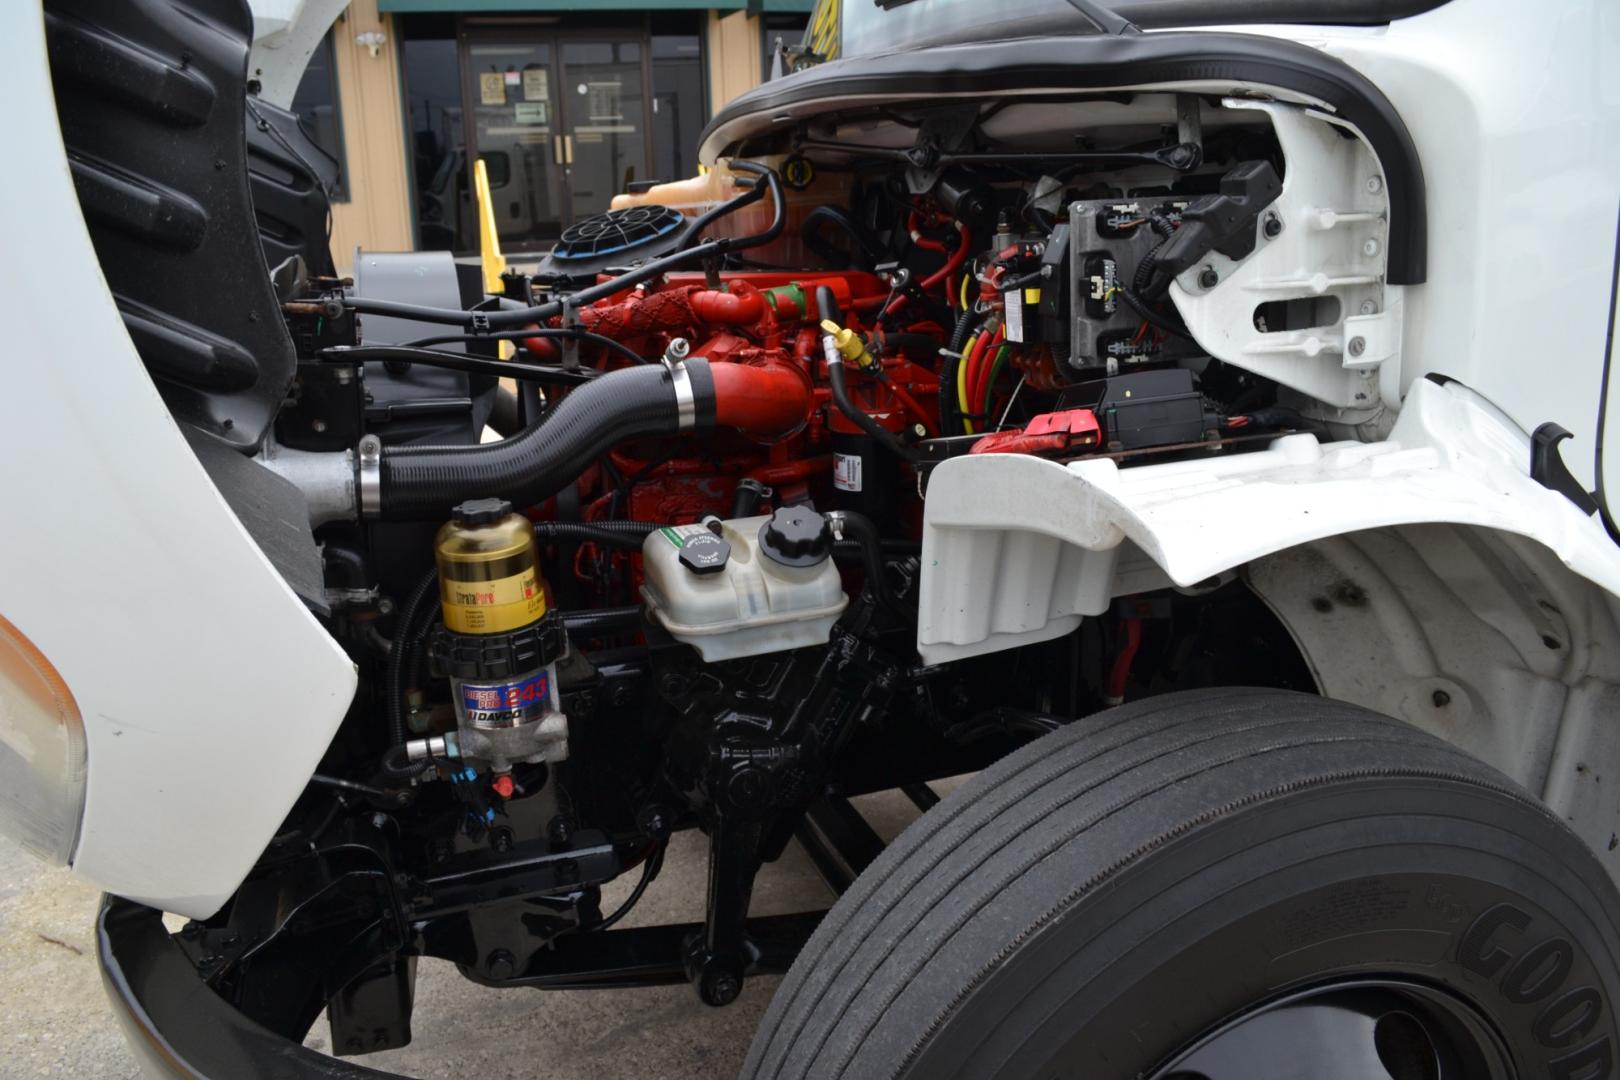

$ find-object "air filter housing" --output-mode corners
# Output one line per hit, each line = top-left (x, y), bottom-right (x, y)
(538, 205), (691, 282)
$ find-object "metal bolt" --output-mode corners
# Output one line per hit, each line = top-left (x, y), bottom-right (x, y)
(333, 367), (354, 386)
(377, 597), (395, 616)
(1366, 176), (1384, 194)
(1347, 337), (1367, 357)
(1362, 238), (1381, 257)
(913, 423), (927, 439)
(664, 337), (690, 363)
(1262, 213), (1283, 239)
(486, 950), (517, 980)
(548, 815), (573, 846)
(312, 419), (327, 433)
(1197, 266), (1219, 290)
(702, 970), (742, 1006)
(1359, 299), (1378, 315)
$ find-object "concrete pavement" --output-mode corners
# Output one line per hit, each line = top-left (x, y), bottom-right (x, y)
(0, 788), (933, 1078)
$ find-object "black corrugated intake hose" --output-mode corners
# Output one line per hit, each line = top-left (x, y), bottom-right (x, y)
(377, 360), (716, 519)
(535, 520), (659, 551)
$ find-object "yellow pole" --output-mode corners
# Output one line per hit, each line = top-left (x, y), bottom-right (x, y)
(473, 158), (507, 295)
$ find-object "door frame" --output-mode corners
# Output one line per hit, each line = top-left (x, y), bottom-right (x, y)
(456, 16), (657, 253)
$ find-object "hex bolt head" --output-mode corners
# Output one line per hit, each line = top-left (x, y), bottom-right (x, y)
(1359, 299), (1378, 316)
(1198, 266), (1220, 290)
(1366, 176), (1384, 194)
(1363, 238), (1381, 257)
(486, 949), (517, 980)
(701, 970), (742, 1006)
(1347, 336), (1367, 357)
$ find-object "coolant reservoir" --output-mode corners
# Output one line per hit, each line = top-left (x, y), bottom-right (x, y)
(641, 508), (848, 662)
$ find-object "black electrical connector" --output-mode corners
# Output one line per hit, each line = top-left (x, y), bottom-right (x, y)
(1146, 161), (1283, 291)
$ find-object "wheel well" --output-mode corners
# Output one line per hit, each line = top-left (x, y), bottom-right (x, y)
(1242, 522), (1620, 885)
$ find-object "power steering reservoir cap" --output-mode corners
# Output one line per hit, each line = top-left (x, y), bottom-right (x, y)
(759, 506), (833, 567)
(678, 531), (731, 576)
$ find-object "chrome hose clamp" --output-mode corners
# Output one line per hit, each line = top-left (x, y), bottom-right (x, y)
(663, 337), (696, 431)
(357, 434), (382, 518)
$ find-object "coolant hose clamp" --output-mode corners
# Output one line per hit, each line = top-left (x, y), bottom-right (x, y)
(357, 434), (382, 517)
(663, 337), (696, 431)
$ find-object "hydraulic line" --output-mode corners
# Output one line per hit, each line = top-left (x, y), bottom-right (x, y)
(324, 345), (599, 386)
(405, 328), (652, 366)
(385, 566), (439, 752)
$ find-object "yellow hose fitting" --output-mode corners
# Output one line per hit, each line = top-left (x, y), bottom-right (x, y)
(818, 319), (876, 369)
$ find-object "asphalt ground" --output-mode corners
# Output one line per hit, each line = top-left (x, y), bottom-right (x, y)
(0, 786), (940, 1078)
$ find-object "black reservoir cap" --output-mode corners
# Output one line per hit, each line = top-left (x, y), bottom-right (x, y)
(759, 506), (832, 567)
(679, 531), (731, 576)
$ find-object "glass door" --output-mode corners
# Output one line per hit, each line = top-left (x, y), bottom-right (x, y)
(556, 38), (650, 224)
(460, 27), (653, 253)
(461, 34), (566, 249)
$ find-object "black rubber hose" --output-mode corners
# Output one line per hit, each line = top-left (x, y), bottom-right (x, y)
(826, 360), (921, 464)
(378, 360), (717, 519)
(380, 745), (431, 781)
(563, 605), (647, 638)
(385, 567), (438, 749)
(324, 345), (598, 386)
(816, 286), (922, 464)
(343, 162), (785, 330)
(828, 510), (905, 618)
(322, 543), (371, 588)
(802, 206), (879, 269)
(534, 520), (659, 551)
(678, 174), (766, 251)
(404, 328), (653, 367)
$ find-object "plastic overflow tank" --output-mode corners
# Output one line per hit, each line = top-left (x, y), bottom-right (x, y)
(640, 514), (848, 662)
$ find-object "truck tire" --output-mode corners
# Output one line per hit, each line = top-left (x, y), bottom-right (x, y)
(743, 688), (1620, 1079)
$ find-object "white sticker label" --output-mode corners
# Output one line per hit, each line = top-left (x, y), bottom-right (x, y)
(833, 452), (863, 492)
(1004, 289), (1025, 343)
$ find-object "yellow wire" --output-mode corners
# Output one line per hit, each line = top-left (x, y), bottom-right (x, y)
(958, 272), (970, 311)
(957, 333), (978, 435)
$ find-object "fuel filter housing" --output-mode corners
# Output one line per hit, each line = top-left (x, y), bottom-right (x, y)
(429, 498), (568, 772)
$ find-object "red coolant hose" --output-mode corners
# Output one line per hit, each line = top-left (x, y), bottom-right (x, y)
(884, 222), (972, 317)
(710, 359), (813, 441)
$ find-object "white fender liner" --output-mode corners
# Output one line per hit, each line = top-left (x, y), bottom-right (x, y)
(917, 377), (1620, 664)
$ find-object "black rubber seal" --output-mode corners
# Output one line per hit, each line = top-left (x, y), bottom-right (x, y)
(701, 31), (1426, 284)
